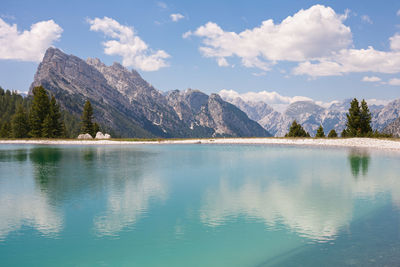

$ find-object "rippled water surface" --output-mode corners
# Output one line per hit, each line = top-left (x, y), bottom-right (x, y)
(1, 144), (400, 266)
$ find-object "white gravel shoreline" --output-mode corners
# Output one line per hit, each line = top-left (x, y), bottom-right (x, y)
(1, 138), (400, 151)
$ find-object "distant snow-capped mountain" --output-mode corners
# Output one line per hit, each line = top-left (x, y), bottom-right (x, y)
(222, 92), (398, 137)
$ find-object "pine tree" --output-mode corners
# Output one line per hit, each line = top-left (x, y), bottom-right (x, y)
(0, 121), (11, 138)
(41, 114), (53, 138)
(345, 98), (361, 137)
(315, 125), (325, 138)
(285, 120), (310, 137)
(93, 122), (100, 136)
(360, 99), (372, 135)
(327, 129), (338, 138)
(29, 86), (50, 137)
(49, 96), (63, 138)
(341, 129), (348, 137)
(81, 100), (94, 137)
(61, 122), (67, 138)
(11, 104), (29, 138)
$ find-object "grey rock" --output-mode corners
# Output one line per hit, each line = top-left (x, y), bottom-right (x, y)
(383, 117), (400, 137)
(95, 132), (111, 139)
(166, 89), (270, 137)
(371, 99), (400, 131)
(30, 47), (269, 138)
(77, 133), (93, 139)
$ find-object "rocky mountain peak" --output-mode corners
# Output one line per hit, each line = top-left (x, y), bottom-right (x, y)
(86, 57), (104, 68)
(30, 47), (270, 138)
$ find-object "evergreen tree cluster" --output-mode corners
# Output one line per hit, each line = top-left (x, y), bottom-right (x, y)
(285, 120), (310, 137)
(0, 86), (80, 139)
(284, 98), (391, 138)
(327, 129), (338, 138)
(29, 86), (65, 138)
(342, 98), (372, 137)
(80, 100), (100, 137)
(315, 125), (325, 138)
(0, 87), (28, 138)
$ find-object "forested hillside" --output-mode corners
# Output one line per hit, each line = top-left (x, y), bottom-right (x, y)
(0, 86), (81, 138)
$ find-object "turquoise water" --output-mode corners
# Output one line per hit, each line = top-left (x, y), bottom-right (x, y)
(1, 144), (400, 266)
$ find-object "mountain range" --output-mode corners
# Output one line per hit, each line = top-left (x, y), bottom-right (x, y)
(29, 48), (270, 138)
(27, 47), (400, 138)
(221, 94), (400, 137)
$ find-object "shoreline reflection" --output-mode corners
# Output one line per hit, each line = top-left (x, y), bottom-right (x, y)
(348, 149), (370, 178)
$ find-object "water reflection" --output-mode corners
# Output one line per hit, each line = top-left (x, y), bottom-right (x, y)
(0, 146), (168, 240)
(348, 149), (370, 178)
(0, 147), (63, 240)
(92, 148), (167, 237)
(0, 149), (28, 162)
(93, 174), (167, 236)
(200, 177), (352, 242)
(31, 147), (63, 191)
(200, 148), (400, 243)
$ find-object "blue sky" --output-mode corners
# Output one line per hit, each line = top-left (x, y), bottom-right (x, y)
(1, 0), (400, 105)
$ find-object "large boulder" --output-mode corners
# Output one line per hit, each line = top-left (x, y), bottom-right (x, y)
(95, 132), (111, 139)
(77, 133), (93, 139)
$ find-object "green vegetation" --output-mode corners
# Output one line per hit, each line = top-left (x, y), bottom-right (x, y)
(342, 98), (391, 138)
(11, 104), (30, 138)
(0, 85), (81, 139)
(285, 120), (310, 137)
(327, 129), (338, 138)
(80, 100), (100, 137)
(315, 125), (325, 138)
(29, 86), (65, 138)
(344, 98), (372, 137)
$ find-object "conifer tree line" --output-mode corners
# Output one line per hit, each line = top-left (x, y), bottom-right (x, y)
(0, 86), (80, 139)
(80, 100), (100, 137)
(285, 98), (391, 138)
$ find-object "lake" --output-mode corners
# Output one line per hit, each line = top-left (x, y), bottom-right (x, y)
(1, 144), (400, 266)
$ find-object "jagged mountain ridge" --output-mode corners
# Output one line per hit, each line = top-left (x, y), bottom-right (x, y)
(166, 89), (268, 137)
(30, 48), (270, 138)
(383, 117), (400, 137)
(223, 95), (399, 137)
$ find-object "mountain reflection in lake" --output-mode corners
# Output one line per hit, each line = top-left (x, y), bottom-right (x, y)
(1, 144), (400, 266)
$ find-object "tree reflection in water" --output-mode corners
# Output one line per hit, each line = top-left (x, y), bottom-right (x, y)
(30, 147), (62, 190)
(348, 149), (370, 178)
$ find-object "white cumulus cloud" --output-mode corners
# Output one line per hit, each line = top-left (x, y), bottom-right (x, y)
(157, 1), (167, 9)
(361, 15), (373, 24)
(388, 78), (400, 86)
(362, 76), (381, 82)
(88, 17), (170, 71)
(170, 13), (184, 22)
(390, 33), (400, 51)
(184, 5), (351, 70)
(0, 18), (62, 62)
(186, 5), (400, 78)
(293, 44), (400, 77)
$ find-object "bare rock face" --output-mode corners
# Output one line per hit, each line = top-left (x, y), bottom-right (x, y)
(383, 117), (400, 137)
(372, 99), (400, 131)
(222, 94), (399, 137)
(166, 89), (270, 137)
(30, 48), (270, 138)
(77, 133), (93, 139)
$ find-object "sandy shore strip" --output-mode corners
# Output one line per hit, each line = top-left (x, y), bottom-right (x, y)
(1, 138), (400, 151)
